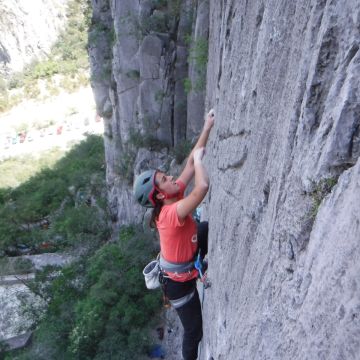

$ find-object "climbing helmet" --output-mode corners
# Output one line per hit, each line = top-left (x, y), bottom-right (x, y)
(133, 169), (157, 208)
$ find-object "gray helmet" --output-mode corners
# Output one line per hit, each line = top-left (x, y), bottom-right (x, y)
(133, 170), (157, 208)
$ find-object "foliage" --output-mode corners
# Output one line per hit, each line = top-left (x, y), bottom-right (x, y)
(129, 128), (167, 151)
(183, 77), (192, 94)
(0, 148), (65, 189)
(2, 0), (91, 112)
(12, 226), (161, 359)
(68, 226), (160, 359)
(0, 135), (107, 253)
(23, 82), (40, 99)
(0, 257), (34, 276)
(309, 177), (338, 219)
(126, 70), (140, 80)
(186, 36), (209, 92)
(154, 90), (165, 103)
(120, 0), (182, 40)
(54, 205), (109, 246)
(0, 76), (9, 112)
(0, 340), (9, 357)
(151, 0), (168, 9)
(45, 79), (60, 96)
(118, 151), (137, 185)
(171, 139), (192, 164)
(118, 128), (168, 184)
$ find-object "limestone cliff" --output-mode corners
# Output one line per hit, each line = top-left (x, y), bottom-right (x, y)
(89, 0), (209, 228)
(203, 1), (360, 359)
(89, 0), (360, 359)
(0, 0), (69, 75)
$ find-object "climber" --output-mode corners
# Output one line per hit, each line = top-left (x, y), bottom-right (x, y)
(133, 109), (215, 360)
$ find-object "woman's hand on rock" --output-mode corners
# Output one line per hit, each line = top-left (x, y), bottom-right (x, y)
(205, 108), (215, 130)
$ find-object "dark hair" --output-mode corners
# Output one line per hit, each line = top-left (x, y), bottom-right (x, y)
(149, 189), (163, 228)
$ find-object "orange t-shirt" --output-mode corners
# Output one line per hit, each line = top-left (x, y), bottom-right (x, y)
(156, 180), (198, 282)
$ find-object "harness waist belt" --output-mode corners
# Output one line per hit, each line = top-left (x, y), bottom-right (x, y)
(169, 290), (195, 309)
(159, 255), (194, 273)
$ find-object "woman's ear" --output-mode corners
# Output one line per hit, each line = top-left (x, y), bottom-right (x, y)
(156, 192), (165, 200)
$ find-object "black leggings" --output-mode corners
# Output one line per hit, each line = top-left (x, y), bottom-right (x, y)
(164, 221), (208, 360)
(196, 221), (208, 260)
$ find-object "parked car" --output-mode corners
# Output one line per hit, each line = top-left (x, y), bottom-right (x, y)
(36, 241), (58, 253)
(19, 132), (27, 143)
(5, 244), (35, 256)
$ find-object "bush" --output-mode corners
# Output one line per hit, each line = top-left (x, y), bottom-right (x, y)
(68, 226), (160, 359)
(171, 139), (192, 164)
(0, 95), (9, 113)
(0, 135), (106, 252)
(23, 81), (40, 99)
(54, 205), (110, 247)
(309, 177), (338, 219)
(31, 61), (60, 79)
(0, 77), (9, 112)
(188, 36), (208, 92)
(0, 257), (34, 276)
(0, 148), (64, 189)
(15, 226), (161, 359)
(183, 77), (192, 94)
(8, 72), (25, 89)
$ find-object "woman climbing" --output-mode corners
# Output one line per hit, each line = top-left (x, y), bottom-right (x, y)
(133, 109), (215, 360)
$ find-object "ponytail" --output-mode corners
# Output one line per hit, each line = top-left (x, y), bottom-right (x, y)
(149, 189), (163, 228)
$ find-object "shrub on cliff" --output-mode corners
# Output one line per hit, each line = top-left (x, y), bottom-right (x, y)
(0, 135), (106, 253)
(12, 226), (161, 360)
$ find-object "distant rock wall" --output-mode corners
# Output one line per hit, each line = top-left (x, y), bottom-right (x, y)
(0, 0), (69, 75)
(203, 1), (360, 359)
(89, 0), (209, 228)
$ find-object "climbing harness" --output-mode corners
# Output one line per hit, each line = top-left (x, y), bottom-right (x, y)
(169, 289), (196, 309)
(157, 251), (211, 310)
(159, 254), (195, 274)
(194, 253), (211, 289)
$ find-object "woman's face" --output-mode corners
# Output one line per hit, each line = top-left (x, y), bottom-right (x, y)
(155, 171), (179, 195)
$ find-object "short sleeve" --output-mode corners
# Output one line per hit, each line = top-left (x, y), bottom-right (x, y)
(176, 179), (186, 197)
(161, 203), (185, 227)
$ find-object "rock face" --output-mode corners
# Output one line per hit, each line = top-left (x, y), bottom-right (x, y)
(89, 0), (209, 228)
(202, 1), (360, 359)
(90, 0), (360, 358)
(0, 0), (69, 75)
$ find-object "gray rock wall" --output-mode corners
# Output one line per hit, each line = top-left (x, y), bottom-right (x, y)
(90, 0), (359, 358)
(187, 0), (209, 140)
(0, 0), (69, 75)
(203, 0), (360, 359)
(89, 0), (208, 227)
